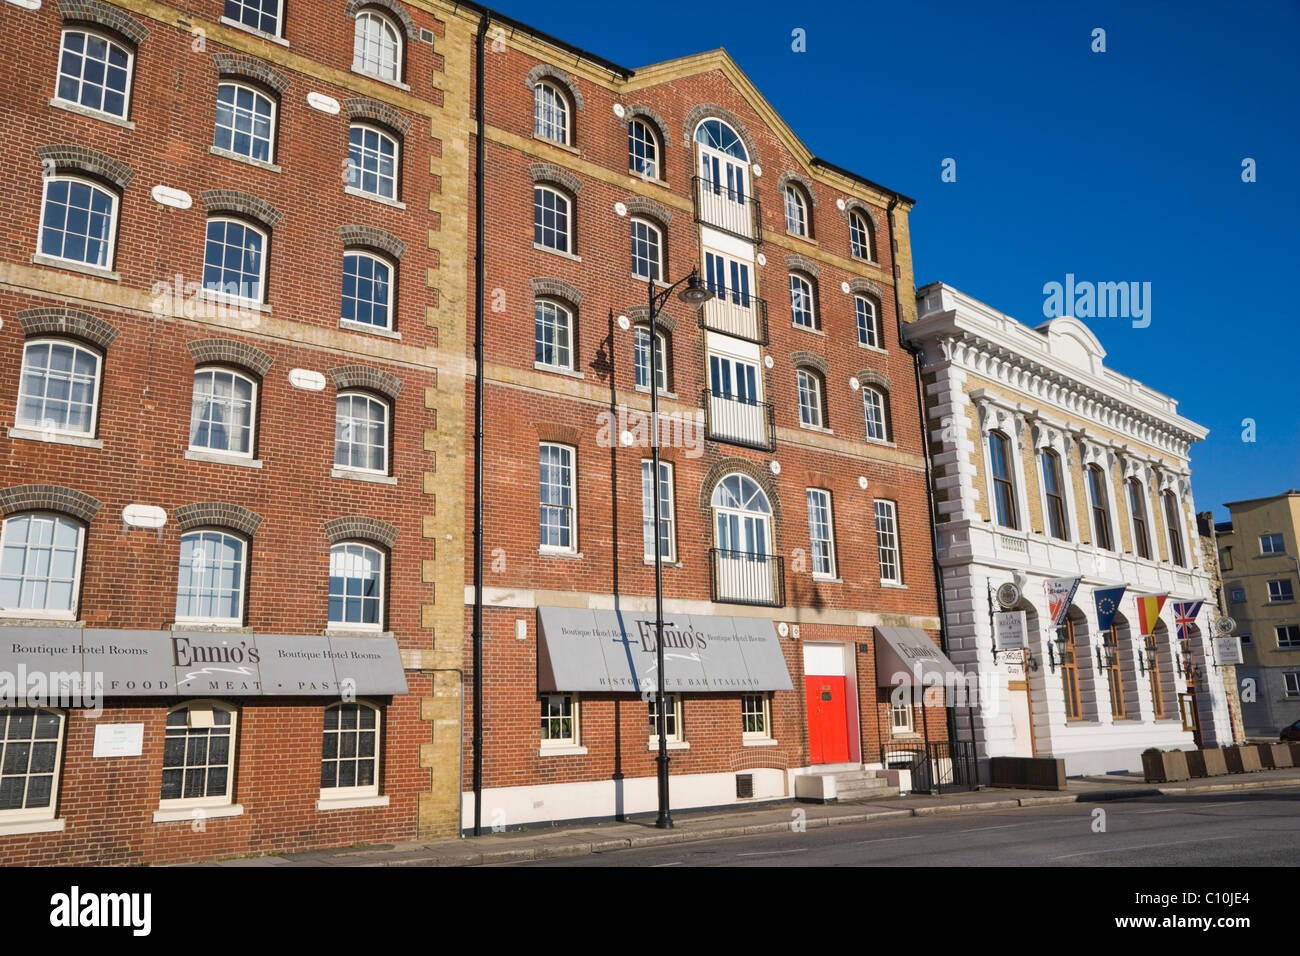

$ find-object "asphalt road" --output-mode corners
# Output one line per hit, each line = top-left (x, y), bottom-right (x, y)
(504, 786), (1300, 866)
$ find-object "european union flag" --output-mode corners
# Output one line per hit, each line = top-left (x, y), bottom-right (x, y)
(1094, 585), (1127, 634)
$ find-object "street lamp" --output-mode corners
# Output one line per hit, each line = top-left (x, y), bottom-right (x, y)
(648, 267), (712, 830)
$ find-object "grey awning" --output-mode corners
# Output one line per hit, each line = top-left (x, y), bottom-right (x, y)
(537, 607), (793, 693)
(874, 626), (961, 687)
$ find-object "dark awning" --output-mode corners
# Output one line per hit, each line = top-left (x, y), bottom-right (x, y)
(874, 626), (961, 687)
(537, 607), (793, 693)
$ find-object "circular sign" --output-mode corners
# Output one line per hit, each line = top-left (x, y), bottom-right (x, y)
(764, 355), (774, 369)
(858, 476), (869, 490)
(1216, 616), (1236, 634)
(612, 103), (626, 118)
(996, 582), (1021, 608)
(752, 164), (762, 178)
(769, 460), (781, 475)
(836, 198), (846, 211)
(756, 252), (767, 267)
(617, 315), (630, 330)
(613, 202), (628, 217)
(849, 376), (860, 391)
(841, 281), (851, 294)
(777, 622), (789, 637)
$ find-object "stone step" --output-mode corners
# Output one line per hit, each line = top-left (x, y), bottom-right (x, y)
(838, 786), (901, 802)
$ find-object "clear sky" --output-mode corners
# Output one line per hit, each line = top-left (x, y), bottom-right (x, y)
(493, 0), (1300, 519)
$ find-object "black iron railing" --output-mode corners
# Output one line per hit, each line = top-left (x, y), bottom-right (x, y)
(697, 292), (769, 345)
(701, 388), (776, 452)
(709, 548), (785, 607)
(692, 176), (763, 243)
(881, 740), (978, 795)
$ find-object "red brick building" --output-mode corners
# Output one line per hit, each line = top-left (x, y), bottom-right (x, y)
(0, 0), (471, 864)
(464, 20), (947, 829)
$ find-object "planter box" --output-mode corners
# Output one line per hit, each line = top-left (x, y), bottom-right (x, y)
(989, 756), (1066, 791)
(1260, 743), (1294, 769)
(1185, 748), (1228, 778)
(1224, 745), (1263, 773)
(1289, 742), (1300, 766)
(1141, 749), (1190, 783)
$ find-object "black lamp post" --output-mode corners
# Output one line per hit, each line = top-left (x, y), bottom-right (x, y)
(647, 267), (712, 830)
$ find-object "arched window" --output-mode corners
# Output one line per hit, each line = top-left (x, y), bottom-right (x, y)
(533, 185), (572, 253)
(711, 474), (776, 604)
(694, 119), (748, 160)
(628, 119), (659, 179)
(341, 249), (394, 330)
(1087, 464), (1113, 551)
(160, 701), (237, 808)
(862, 385), (889, 442)
(213, 82), (275, 163)
(849, 210), (874, 261)
(855, 294), (881, 349)
(795, 368), (824, 429)
(789, 273), (817, 330)
(1059, 614), (1082, 720)
(988, 430), (1018, 530)
(16, 339), (102, 438)
(353, 9), (402, 82)
(0, 707), (65, 822)
(633, 325), (668, 392)
(534, 81), (569, 144)
(0, 513), (85, 617)
(334, 391), (389, 474)
(1163, 491), (1186, 567)
(1127, 478), (1151, 559)
(329, 541), (385, 629)
(348, 124), (399, 201)
(176, 529), (246, 623)
(321, 700), (381, 797)
(630, 218), (664, 281)
(202, 218), (267, 303)
(1042, 449), (1068, 540)
(189, 367), (257, 457)
(534, 299), (573, 371)
(783, 184), (810, 237)
(55, 28), (133, 118)
(39, 176), (118, 270)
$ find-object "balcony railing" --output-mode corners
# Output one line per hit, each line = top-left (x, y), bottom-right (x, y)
(698, 291), (768, 345)
(693, 176), (762, 243)
(710, 549), (785, 607)
(702, 388), (776, 452)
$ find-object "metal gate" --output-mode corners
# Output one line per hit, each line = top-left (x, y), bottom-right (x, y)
(881, 740), (979, 794)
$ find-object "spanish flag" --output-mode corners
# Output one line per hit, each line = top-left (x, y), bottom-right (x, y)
(1134, 593), (1168, 636)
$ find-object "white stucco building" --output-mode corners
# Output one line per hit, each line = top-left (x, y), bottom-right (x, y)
(906, 284), (1233, 775)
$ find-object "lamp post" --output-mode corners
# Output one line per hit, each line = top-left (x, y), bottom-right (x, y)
(648, 267), (712, 830)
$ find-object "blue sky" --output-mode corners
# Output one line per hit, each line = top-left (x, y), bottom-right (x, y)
(494, 0), (1300, 519)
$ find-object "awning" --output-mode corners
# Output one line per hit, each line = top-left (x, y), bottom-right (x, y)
(874, 626), (961, 687)
(537, 607), (793, 693)
(0, 628), (408, 697)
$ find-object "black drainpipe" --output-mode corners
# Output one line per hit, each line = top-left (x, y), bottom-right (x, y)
(471, 11), (488, 837)
(887, 199), (970, 779)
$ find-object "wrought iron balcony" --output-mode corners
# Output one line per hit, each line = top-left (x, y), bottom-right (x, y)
(693, 176), (762, 243)
(701, 388), (776, 452)
(709, 548), (785, 607)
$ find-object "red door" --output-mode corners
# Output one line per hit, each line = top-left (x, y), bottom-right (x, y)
(805, 675), (850, 764)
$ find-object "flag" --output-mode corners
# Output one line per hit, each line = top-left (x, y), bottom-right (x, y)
(1134, 593), (1168, 636)
(1173, 600), (1204, 643)
(1045, 577), (1081, 627)
(1094, 586), (1127, 634)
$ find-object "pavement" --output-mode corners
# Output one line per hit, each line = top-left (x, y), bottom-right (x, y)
(200, 765), (1300, 867)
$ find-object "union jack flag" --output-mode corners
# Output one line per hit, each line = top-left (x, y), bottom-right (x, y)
(1173, 600), (1204, 642)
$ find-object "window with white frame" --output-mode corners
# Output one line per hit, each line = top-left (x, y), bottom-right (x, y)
(633, 326), (668, 392)
(891, 698), (913, 733)
(703, 250), (752, 306)
(189, 367), (257, 457)
(796, 369), (824, 429)
(0, 708), (64, 821)
(176, 529), (246, 623)
(1087, 464), (1114, 551)
(0, 513), (85, 618)
(352, 9), (402, 82)
(863, 385), (888, 441)
(224, 0), (282, 37)
(540, 694), (577, 745)
(1268, 579), (1295, 603)
(202, 218), (266, 303)
(533, 81), (570, 144)
(988, 430), (1018, 530)
(160, 702), (236, 807)
(849, 210), (874, 260)
(855, 294), (881, 349)
(741, 693), (772, 739)
(539, 443), (575, 552)
(648, 694), (682, 743)
(806, 488), (837, 579)
(341, 250), (394, 330)
(875, 499), (901, 584)
(1162, 490), (1186, 567)
(641, 459), (675, 562)
(1277, 625), (1300, 649)
(213, 82), (275, 163)
(328, 542), (384, 630)
(789, 273), (817, 330)
(630, 218), (664, 281)
(39, 176), (117, 270)
(534, 299), (573, 371)
(1261, 533), (1285, 554)
(347, 124), (399, 201)
(321, 701), (380, 797)
(55, 29), (133, 118)
(1284, 672), (1300, 698)
(16, 339), (101, 438)
(784, 184), (809, 236)
(628, 119), (659, 179)
(1041, 449), (1069, 541)
(533, 185), (572, 253)
(335, 392), (389, 474)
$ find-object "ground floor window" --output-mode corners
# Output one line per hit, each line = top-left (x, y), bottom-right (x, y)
(891, 698), (914, 734)
(540, 694), (578, 747)
(1145, 635), (1165, 719)
(160, 702), (236, 807)
(648, 694), (683, 743)
(1105, 626), (1125, 719)
(321, 701), (380, 798)
(1285, 672), (1300, 698)
(741, 693), (772, 740)
(0, 708), (63, 821)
